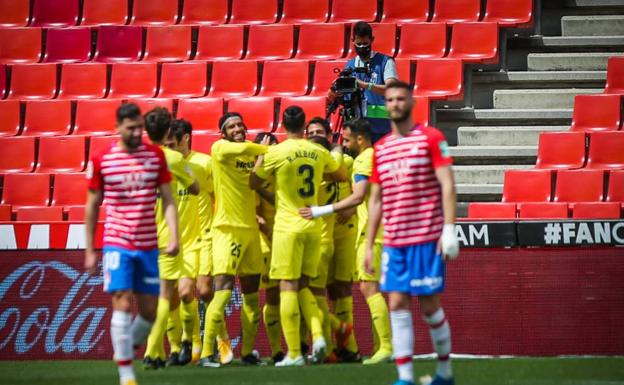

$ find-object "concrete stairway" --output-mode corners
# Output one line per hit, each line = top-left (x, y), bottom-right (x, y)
(436, 0), (624, 215)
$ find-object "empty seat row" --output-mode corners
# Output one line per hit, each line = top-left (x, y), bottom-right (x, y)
(0, 58), (461, 102)
(536, 131), (624, 170)
(467, 201), (622, 220)
(0, 0), (533, 28)
(0, 23), (499, 64)
(0, 205), (105, 221)
(0, 173), (87, 210)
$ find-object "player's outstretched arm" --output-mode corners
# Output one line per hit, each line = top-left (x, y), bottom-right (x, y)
(364, 183), (383, 275)
(159, 183), (180, 257)
(435, 166), (459, 260)
(84, 189), (103, 275)
(299, 180), (367, 219)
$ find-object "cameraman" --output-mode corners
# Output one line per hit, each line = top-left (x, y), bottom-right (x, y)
(342, 21), (398, 143)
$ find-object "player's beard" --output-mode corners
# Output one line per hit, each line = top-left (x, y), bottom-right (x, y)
(390, 108), (411, 125)
(124, 135), (141, 149)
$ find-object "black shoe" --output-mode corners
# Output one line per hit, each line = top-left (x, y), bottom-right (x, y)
(272, 351), (285, 365)
(337, 349), (362, 363)
(301, 342), (309, 355)
(198, 355), (221, 368)
(241, 353), (267, 366)
(165, 352), (181, 367)
(178, 340), (192, 366)
(143, 356), (161, 370)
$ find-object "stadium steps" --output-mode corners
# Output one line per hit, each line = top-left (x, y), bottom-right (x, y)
(493, 88), (603, 109)
(457, 126), (568, 146)
(527, 52), (624, 71)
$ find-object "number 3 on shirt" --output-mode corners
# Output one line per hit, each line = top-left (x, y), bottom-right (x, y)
(298, 164), (315, 198)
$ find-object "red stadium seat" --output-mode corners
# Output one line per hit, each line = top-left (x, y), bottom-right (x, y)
(31, 0), (78, 27)
(413, 59), (463, 100)
(0, 100), (21, 136)
(195, 25), (244, 61)
(572, 202), (620, 219)
(413, 96), (430, 127)
(131, 0), (179, 26)
(16, 207), (64, 221)
(176, 98), (224, 133)
(280, 0), (329, 24)
(554, 169), (604, 203)
(179, 0), (228, 25)
(483, 0), (533, 27)
(380, 0), (430, 24)
(23, 100), (72, 136)
(192, 133), (222, 154)
(89, 135), (117, 157)
(431, 0), (481, 24)
(58, 63), (108, 100)
(502, 169), (552, 203)
(295, 23), (347, 60)
(1, 173), (51, 209)
(605, 56), (624, 95)
(279, 96), (327, 127)
(518, 203), (568, 219)
(448, 22), (499, 64)
(52, 173), (87, 207)
(467, 203), (516, 219)
(0, 136), (35, 173)
(258, 60), (309, 97)
(535, 131), (586, 170)
(328, 0), (377, 23)
(0, 64), (5, 98)
(7, 63), (57, 100)
(80, 0), (129, 26)
(109, 63), (158, 99)
(245, 24), (294, 61)
(66, 206), (106, 221)
(586, 131), (624, 170)
(158, 62), (208, 98)
(36, 136), (87, 173)
(43, 27), (92, 63)
(129, 98), (175, 114)
(94, 26), (143, 63)
(229, 0), (278, 24)
(0, 204), (10, 221)
(347, 23), (397, 58)
(227, 97), (275, 132)
(569, 94), (621, 132)
(0, 27), (42, 64)
(395, 58), (412, 85)
(0, 0), (30, 27)
(208, 60), (259, 98)
(74, 99), (123, 136)
(396, 23), (447, 60)
(143, 26), (192, 62)
(607, 170), (624, 205)
(310, 59), (348, 96)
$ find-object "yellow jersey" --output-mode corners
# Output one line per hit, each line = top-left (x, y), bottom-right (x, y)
(211, 139), (267, 229)
(255, 138), (340, 234)
(178, 161), (202, 252)
(353, 147), (383, 243)
(256, 176), (276, 231)
(186, 151), (213, 241)
(155, 146), (196, 250)
(318, 152), (345, 241)
(333, 154), (356, 239)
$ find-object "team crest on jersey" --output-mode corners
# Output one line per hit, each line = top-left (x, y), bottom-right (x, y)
(119, 172), (147, 197)
(439, 141), (450, 158)
(86, 161), (94, 180)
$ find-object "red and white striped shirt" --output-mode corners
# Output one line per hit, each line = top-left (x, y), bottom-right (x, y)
(87, 142), (171, 250)
(370, 125), (452, 247)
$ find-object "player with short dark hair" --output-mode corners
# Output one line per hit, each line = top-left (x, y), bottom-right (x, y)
(84, 103), (179, 385)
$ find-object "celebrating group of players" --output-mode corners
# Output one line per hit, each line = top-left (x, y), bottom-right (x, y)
(84, 81), (460, 385)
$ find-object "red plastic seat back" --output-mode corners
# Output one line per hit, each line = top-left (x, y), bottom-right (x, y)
(554, 169), (604, 203)
(258, 60), (309, 97)
(8, 63), (57, 100)
(0, 27), (42, 64)
(74, 99), (123, 136)
(16, 207), (64, 221)
(396, 23), (447, 59)
(176, 98), (224, 133)
(227, 97), (275, 132)
(81, 0), (129, 26)
(605, 56), (624, 95)
(448, 22), (498, 64)
(195, 25), (244, 61)
(23, 100), (72, 136)
(131, 0), (179, 26)
(109, 63), (158, 99)
(502, 169), (552, 203)
(348, 23), (397, 58)
(570, 94), (621, 132)
(586, 131), (624, 170)
(572, 202), (620, 219)
(280, 0), (329, 24)
(413, 58), (463, 100)
(1, 173), (51, 208)
(467, 203), (516, 219)
(380, 0), (429, 23)
(129, 98), (174, 115)
(0, 100), (21, 136)
(535, 131), (586, 170)
(180, 0), (228, 25)
(208, 60), (259, 98)
(58, 63), (108, 100)
(94, 26), (144, 63)
(279, 96), (327, 131)
(36, 135), (87, 173)
(518, 203), (568, 219)
(310, 59), (348, 96)
(0, 0), (30, 27)
(607, 170), (624, 203)
(192, 133), (222, 154)
(296, 23), (346, 60)
(246, 24), (294, 61)
(143, 25), (192, 62)
(432, 0), (481, 23)
(413, 97), (430, 127)
(31, 0), (79, 27)
(89, 136), (118, 157)
(43, 27), (92, 63)
(158, 61), (208, 98)
(0, 136), (36, 173)
(329, 0), (377, 23)
(52, 173), (88, 207)
(0, 204), (10, 220)
(229, 0), (278, 24)
(483, 0), (533, 27)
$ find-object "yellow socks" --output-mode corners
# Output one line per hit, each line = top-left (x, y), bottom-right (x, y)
(366, 293), (392, 352)
(166, 306), (182, 353)
(263, 303), (282, 356)
(280, 291), (301, 359)
(315, 295), (334, 353)
(200, 289), (231, 358)
(335, 296), (359, 353)
(298, 288), (324, 341)
(191, 307), (202, 360)
(145, 297), (170, 359)
(180, 298), (198, 343)
(241, 292), (260, 357)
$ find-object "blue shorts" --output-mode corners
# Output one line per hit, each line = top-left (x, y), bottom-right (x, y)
(380, 241), (445, 296)
(102, 246), (160, 295)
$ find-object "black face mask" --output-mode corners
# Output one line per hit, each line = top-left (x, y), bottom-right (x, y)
(355, 44), (371, 59)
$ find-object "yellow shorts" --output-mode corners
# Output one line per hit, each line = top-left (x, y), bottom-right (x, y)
(259, 232), (278, 289)
(158, 250), (182, 281)
(356, 239), (383, 282)
(328, 229), (357, 284)
(212, 226), (262, 276)
(270, 231), (321, 281)
(198, 237), (213, 276)
(180, 248), (200, 279)
(309, 238), (334, 289)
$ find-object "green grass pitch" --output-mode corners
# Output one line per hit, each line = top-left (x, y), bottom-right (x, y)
(1, 357), (623, 385)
